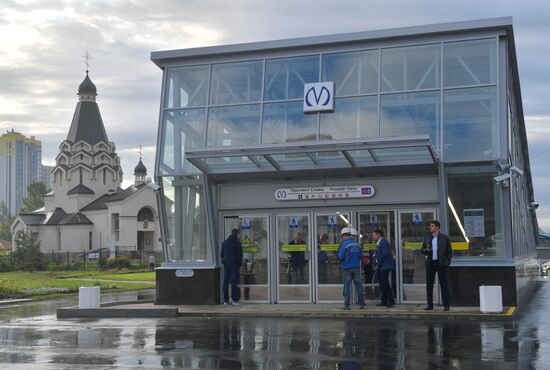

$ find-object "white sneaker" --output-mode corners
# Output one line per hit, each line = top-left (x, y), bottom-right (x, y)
(231, 301), (241, 306)
(223, 302), (229, 305)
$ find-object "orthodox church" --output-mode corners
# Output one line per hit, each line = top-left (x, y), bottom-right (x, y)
(11, 72), (162, 254)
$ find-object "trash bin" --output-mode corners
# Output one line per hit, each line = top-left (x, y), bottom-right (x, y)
(479, 285), (503, 313)
(79, 286), (100, 309)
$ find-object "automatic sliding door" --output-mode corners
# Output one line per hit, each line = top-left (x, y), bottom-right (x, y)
(224, 215), (269, 302)
(398, 210), (436, 303)
(276, 214), (311, 302)
(357, 212), (395, 302)
(316, 212), (350, 301)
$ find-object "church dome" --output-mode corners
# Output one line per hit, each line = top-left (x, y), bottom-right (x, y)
(134, 159), (147, 175)
(78, 72), (97, 96)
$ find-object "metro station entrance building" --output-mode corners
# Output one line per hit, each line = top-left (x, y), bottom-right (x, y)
(151, 18), (539, 306)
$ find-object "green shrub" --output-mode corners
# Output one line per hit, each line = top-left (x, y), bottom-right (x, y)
(104, 256), (131, 270)
(46, 261), (59, 271)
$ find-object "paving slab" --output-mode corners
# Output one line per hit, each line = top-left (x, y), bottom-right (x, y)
(56, 301), (516, 321)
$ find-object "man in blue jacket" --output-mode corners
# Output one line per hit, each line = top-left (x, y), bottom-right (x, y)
(372, 229), (395, 308)
(221, 229), (243, 305)
(338, 227), (365, 310)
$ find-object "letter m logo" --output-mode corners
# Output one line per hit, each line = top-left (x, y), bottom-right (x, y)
(303, 82), (335, 113)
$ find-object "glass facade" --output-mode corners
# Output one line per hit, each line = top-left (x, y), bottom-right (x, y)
(155, 30), (534, 266)
(446, 171), (504, 258)
(160, 38), (498, 160)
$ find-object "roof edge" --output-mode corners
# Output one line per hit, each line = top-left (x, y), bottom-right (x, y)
(151, 17), (512, 66)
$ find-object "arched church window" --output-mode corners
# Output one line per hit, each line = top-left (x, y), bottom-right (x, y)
(137, 207), (154, 222)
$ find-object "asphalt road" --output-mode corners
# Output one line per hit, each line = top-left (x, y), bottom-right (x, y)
(0, 285), (548, 369)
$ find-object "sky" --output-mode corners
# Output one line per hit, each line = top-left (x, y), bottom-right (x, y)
(1, 0), (549, 230)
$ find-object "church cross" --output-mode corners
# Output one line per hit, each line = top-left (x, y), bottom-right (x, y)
(82, 50), (92, 73)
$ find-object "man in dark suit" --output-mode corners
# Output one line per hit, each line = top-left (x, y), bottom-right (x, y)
(372, 229), (395, 308)
(421, 220), (453, 311)
(221, 229), (243, 305)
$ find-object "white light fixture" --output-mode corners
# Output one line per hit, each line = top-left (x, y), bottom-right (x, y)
(447, 197), (469, 243)
(338, 214), (349, 224)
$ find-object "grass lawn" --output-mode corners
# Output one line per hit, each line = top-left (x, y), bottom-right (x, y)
(0, 270), (155, 300)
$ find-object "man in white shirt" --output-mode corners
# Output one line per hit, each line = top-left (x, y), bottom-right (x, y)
(421, 220), (453, 311)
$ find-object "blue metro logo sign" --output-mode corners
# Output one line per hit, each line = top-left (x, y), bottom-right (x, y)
(303, 82), (335, 113)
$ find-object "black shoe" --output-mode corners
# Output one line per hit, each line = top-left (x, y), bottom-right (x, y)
(424, 306), (433, 311)
(359, 305), (365, 309)
(387, 302), (395, 308)
(375, 302), (386, 307)
(444, 306), (450, 311)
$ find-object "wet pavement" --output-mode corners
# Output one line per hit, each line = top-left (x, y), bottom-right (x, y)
(0, 285), (549, 369)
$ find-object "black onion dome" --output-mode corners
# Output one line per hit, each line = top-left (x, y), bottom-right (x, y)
(78, 72), (97, 95)
(134, 159), (147, 175)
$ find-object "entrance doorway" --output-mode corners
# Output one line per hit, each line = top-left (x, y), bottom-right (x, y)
(315, 212), (350, 302)
(276, 214), (312, 302)
(397, 210), (437, 303)
(224, 215), (270, 302)
(357, 211), (395, 303)
(222, 207), (437, 304)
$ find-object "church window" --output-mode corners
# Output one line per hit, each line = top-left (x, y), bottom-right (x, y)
(79, 168), (83, 184)
(138, 207), (154, 222)
(103, 168), (107, 184)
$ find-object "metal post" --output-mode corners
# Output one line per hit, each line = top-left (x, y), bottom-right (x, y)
(139, 249), (142, 269)
(83, 251), (86, 271)
(66, 251), (69, 270)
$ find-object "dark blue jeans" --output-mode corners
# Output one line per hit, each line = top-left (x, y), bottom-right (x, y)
(223, 267), (240, 303)
(343, 268), (365, 308)
(379, 268), (394, 305)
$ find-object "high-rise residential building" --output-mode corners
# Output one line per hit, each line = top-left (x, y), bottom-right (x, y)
(0, 130), (42, 214)
(40, 165), (54, 190)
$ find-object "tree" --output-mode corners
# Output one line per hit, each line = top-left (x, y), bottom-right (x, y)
(0, 201), (14, 241)
(20, 181), (48, 213)
(13, 231), (44, 271)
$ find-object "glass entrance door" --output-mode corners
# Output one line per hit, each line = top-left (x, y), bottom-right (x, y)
(276, 214), (312, 302)
(315, 212), (350, 301)
(398, 210), (437, 303)
(224, 215), (269, 302)
(357, 212), (395, 302)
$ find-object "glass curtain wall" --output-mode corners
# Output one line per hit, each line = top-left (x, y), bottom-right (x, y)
(156, 37), (502, 262)
(446, 170), (504, 258)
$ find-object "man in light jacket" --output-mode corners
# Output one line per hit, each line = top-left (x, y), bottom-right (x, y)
(337, 227), (365, 310)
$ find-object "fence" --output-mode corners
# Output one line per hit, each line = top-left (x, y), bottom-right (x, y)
(2, 248), (164, 272)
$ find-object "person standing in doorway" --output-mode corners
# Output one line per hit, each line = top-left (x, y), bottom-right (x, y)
(317, 233), (329, 284)
(221, 229), (243, 305)
(372, 229), (395, 308)
(288, 232), (306, 284)
(338, 227), (365, 310)
(148, 254), (155, 272)
(421, 220), (452, 311)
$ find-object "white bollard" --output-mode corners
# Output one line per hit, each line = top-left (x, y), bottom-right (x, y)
(479, 285), (503, 313)
(79, 286), (100, 309)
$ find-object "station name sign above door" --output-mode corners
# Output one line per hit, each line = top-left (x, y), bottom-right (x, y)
(275, 185), (375, 201)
